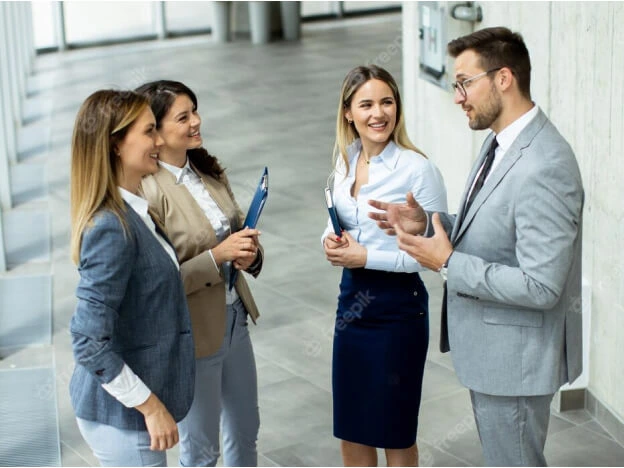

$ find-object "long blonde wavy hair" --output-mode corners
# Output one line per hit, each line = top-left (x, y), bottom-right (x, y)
(70, 90), (149, 264)
(333, 65), (426, 176)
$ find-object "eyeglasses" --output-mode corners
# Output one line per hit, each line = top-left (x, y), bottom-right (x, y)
(451, 68), (502, 98)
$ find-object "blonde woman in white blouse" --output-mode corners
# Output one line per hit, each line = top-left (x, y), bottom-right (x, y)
(321, 65), (447, 467)
(138, 81), (263, 468)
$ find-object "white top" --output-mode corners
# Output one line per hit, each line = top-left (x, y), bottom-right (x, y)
(159, 159), (240, 304)
(466, 105), (540, 203)
(488, 104), (539, 181)
(322, 140), (448, 273)
(101, 187), (182, 408)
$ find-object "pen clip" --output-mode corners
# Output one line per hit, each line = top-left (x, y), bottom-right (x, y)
(324, 187), (334, 208)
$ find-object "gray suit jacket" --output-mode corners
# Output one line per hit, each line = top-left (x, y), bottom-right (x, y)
(433, 109), (584, 396)
(69, 205), (195, 430)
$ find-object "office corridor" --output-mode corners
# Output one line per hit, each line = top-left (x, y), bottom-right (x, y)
(1, 12), (623, 467)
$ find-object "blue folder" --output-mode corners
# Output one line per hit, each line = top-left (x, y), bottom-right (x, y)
(324, 187), (342, 237)
(229, 167), (268, 290)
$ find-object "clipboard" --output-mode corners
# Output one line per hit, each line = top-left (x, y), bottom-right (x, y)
(229, 167), (268, 290)
(242, 166), (269, 229)
(324, 187), (342, 237)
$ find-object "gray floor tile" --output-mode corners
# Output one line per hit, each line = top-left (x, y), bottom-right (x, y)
(420, 360), (464, 404)
(258, 452), (281, 467)
(264, 432), (342, 467)
(256, 358), (299, 389)
(254, 316), (334, 393)
(3, 210), (51, 266)
(60, 441), (94, 467)
(417, 390), (484, 466)
(10, 163), (48, 206)
(579, 419), (616, 441)
(258, 376), (333, 453)
(549, 413), (577, 436)
(555, 408), (595, 425)
(545, 425), (624, 466)
(417, 439), (470, 467)
(0, 275), (52, 348)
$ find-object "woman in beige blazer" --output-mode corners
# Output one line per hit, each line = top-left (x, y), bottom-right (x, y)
(137, 80), (262, 467)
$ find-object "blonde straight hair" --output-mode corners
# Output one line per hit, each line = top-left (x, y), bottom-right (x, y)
(70, 90), (149, 264)
(333, 65), (426, 176)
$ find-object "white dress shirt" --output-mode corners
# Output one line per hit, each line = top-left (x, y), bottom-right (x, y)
(322, 140), (448, 273)
(101, 187), (181, 408)
(467, 104), (540, 203)
(159, 159), (240, 304)
(487, 104), (539, 181)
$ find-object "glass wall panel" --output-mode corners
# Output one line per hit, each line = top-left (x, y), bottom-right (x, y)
(63, 1), (155, 45)
(343, 1), (401, 13)
(31, 1), (57, 50)
(301, 1), (340, 17)
(164, 1), (213, 33)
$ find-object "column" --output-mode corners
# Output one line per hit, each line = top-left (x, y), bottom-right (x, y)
(0, 2), (18, 164)
(248, 1), (271, 44)
(54, 1), (67, 51)
(154, 1), (167, 40)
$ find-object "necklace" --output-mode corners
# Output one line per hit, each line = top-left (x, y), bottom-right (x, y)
(361, 154), (370, 165)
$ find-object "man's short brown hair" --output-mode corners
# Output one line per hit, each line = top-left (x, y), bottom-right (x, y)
(448, 27), (532, 99)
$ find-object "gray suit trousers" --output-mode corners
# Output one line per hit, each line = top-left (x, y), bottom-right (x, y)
(470, 391), (554, 466)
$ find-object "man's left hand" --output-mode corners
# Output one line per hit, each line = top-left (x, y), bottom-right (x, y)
(395, 213), (453, 271)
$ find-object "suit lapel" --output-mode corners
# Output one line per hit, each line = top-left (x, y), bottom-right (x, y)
(453, 109), (549, 245)
(125, 202), (179, 267)
(452, 134), (494, 243)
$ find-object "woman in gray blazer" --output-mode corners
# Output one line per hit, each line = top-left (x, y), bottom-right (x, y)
(69, 89), (195, 466)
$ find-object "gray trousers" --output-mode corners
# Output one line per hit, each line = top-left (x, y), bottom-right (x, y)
(178, 300), (259, 467)
(470, 390), (554, 466)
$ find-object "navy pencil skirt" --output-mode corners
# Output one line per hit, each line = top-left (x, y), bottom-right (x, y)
(332, 267), (429, 449)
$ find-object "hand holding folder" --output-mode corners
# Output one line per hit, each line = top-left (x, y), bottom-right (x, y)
(229, 167), (269, 290)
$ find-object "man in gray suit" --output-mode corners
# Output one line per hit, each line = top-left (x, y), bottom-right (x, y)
(369, 27), (584, 466)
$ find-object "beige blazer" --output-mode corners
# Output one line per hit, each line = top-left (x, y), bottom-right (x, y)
(141, 163), (262, 358)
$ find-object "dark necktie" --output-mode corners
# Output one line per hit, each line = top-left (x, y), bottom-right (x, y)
(464, 136), (499, 215)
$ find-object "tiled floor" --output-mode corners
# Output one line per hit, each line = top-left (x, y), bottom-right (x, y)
(2, 12), (624, 467)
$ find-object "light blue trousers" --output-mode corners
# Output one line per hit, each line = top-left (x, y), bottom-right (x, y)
(178, 299), (260, 467)
(76, 418), (166, 467)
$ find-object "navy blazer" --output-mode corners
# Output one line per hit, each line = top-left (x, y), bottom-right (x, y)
(69, 204), (195, 431)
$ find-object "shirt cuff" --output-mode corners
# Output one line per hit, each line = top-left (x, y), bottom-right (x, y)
(207, 249), (219, 270)
(365, 249), (398, 271)
(101, 364), (151, 408)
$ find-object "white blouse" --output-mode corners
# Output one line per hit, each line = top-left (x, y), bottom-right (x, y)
(159, 159), (240, 304)
(322, 140), (448, 273)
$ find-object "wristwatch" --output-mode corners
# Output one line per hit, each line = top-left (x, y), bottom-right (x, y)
(439, 252), (453, 281)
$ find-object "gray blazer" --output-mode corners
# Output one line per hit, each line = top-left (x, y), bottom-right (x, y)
(69, 204), (195, 431)
(434, 109), (584, 396)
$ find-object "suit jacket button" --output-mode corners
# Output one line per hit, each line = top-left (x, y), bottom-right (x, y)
(413, 291), (418, 296)
(95, 369), (104, 376)
(205, 282), (211, 287)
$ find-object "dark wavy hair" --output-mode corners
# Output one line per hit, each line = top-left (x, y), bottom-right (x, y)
(135, 80), (224, 179)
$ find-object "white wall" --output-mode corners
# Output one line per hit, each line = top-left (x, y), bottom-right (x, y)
(403, 1), (624, 422)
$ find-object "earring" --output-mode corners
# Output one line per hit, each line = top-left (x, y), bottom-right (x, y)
(347, 119), (353, 124)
